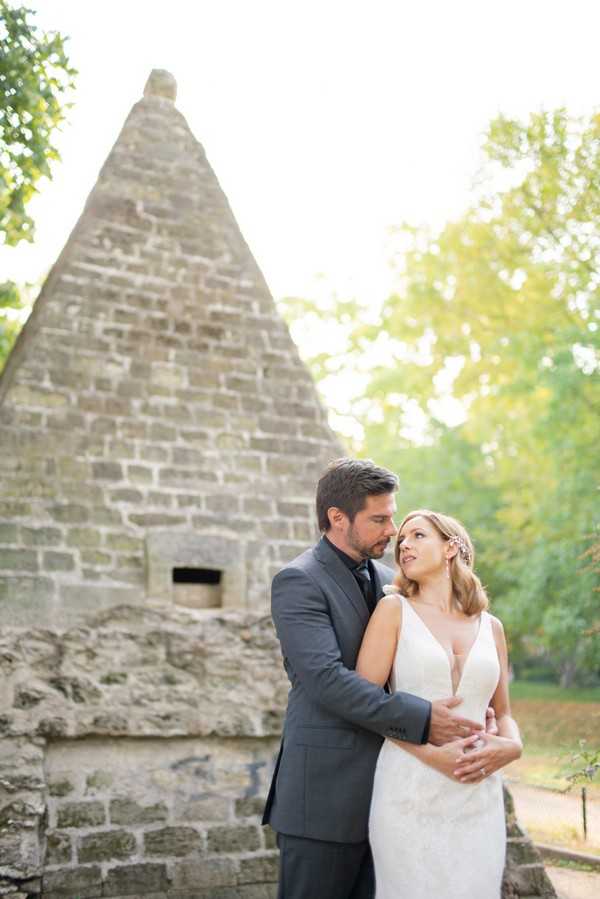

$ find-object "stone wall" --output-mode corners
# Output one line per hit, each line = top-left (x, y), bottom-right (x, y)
(0, 605), (283, 898)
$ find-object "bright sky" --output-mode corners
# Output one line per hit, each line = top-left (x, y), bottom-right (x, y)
(4, 0), (600, 315)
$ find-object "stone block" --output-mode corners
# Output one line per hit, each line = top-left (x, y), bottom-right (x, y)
(235, 797), (267, 818)
(8, 385), (68, 408)
(138, 444), (169, 463)
(109, 798), (169, 825)
(66, 528), (102, 548)
(506, 836), (542, 866)
(243, 499), (274, 518)
(147, 491), (174, 507)
(56, 800), (106, 828)
(45, 830), (73, 865)
(0, 501), (32, 517)
(13, 684), (50, 708)
(107, 438), (137, 459)
(169, 887), (277, 899)
(37, 715), (69, 737)
(42, 864), (102, 898)
(249, 437), (280, 453)
(86, 770), (114, 792)
(205, 495), (240, 515)
(171, 447), (204, 466)
(158, 467), (202, 487)
(503, 861), (554, 896)
(105, 533), (143, 552)
(0, 549), (38, 572)
(92, 461), (123, 481)
(262, 521), (291, 540)
(48, 778), (75, 798)
(57, 456), (93, 480)
(121, 419), (147, 439)
(267, 457), (297, 476)
(168, 891), (239, 899)
(81, 550), (112, 566)
(89, 506), (123, 527)
(48, 503), (89, 524)
(128, 513), (186, 527)
(110, 488), (145, 503)
(263, 825), (277, 850)
(99, 671), (128, 685)
(0, 523), (18, 543)
(292, 521), (314, 541)
(91, 417), (118, 436)
(170, 857), (237, 889)
(127, 464), (154, 483)
(215, 432), (246, 449)
(102, 861), (169, 895)
(43, 551), (76, 571)
(173, 794), (230, 822)
(149, 423), (177, 442)
(237, 853), (279, 884)
(206, 824), (261, 854)
(78, 829), (136, 863)
(276, 501), (310, 518)
(144, 826), (202, 857)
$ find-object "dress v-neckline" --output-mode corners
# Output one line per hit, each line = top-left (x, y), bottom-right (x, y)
(403, 598), (484, 696)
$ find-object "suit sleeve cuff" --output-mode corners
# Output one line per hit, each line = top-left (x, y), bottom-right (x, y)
(420, 703), (432, 744)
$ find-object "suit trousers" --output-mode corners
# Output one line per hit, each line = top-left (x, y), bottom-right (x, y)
(276, 832), (374, 899)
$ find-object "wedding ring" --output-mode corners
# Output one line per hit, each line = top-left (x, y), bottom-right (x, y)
(480, 767), (487, 776)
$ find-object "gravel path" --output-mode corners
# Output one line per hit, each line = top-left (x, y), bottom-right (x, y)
(508, 780), (600, 899)
(508, 780), (600, 846)
(546, 866), (600, 899)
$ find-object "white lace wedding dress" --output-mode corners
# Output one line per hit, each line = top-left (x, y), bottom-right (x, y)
(369, 593), (505, 899)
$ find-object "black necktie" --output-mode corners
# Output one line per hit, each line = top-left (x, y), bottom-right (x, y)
(353, 561), (375, 614)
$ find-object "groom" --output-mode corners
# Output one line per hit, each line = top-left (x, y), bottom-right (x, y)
(262, 458), (488, 899)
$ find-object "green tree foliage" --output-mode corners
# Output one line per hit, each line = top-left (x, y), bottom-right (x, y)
(0, 0), (76, 244)
(0, 2), (76, 370)
(287, 109), (600, 685)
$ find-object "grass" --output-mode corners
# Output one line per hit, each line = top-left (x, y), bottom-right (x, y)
(525, 820), (600, 857)
(504, 680), (600, 855)
(547, 859), (599, 873)
(508, 680), (600, 761)
(510, 680), (600, 704)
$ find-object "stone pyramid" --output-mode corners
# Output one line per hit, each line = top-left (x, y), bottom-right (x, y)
(0, 69), (343, 627)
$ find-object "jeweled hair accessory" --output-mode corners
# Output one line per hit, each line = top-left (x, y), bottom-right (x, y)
(448, 535), (472, 565)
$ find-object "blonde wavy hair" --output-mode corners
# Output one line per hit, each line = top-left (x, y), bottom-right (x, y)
(393, 509), (489, 616)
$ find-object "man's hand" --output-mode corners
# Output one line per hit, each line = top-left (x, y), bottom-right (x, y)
(428, 696), (484, 746)
(485, 706), (498, 736)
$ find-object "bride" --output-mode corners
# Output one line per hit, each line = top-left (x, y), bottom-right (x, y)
(357, 510), (522, 899)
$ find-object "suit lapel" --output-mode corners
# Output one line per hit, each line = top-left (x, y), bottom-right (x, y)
(314, 538), (370, 626)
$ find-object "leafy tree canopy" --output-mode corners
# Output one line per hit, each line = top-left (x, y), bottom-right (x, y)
(0, 0), (76, 245)
(285, 108), (600, 685)
(0, 2), (76, 370)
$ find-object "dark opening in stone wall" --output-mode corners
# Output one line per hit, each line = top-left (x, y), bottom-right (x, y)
(172, 567), (222, 609)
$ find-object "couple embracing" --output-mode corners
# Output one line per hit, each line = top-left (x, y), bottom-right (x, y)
(262, 458), (522, 899)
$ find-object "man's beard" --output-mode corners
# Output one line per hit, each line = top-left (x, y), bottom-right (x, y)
(347, 524), (390, 559)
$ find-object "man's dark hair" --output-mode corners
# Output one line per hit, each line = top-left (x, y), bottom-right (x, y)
(316, 458), (398, 532)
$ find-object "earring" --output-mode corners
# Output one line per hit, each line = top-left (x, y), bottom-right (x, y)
(446, 557), (450, 578)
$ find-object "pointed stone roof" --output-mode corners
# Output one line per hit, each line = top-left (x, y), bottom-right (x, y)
(0, 70), (343, 627)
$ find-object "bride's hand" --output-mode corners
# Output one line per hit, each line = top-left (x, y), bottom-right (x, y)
(453, 733), (522, 783)
(426, 735), (481, 781)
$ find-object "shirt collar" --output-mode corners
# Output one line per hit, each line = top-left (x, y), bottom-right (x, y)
(323, 534), (366, 571)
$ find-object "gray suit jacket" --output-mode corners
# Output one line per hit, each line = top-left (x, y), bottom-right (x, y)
(262, 537), (431, 843)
